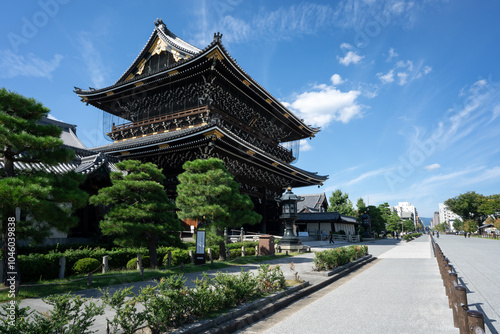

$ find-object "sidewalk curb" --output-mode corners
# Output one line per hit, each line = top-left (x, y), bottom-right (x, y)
(173, 254), (376, 334)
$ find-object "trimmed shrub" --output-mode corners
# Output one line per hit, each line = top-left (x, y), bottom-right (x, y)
(313, 245), (368, 271)
(18, 252), (60, 282)
(73, 258), (101, 275)
(126, 256), (150, 270)
(162, 249), (190, 266)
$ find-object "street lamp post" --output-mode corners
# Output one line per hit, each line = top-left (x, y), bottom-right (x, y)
(276, 187), (305, 251)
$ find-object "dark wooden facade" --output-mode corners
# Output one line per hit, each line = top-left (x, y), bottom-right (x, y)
(74, 20), (327, 234)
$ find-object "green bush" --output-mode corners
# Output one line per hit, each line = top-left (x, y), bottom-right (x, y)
(313, 245), (368, 271)
(162, 249), (190, 266)
(3, 265), (288, 333)
(72, 258), (101, 275)
(126, 256), (150, 270)
(226, 241), (258, 249)
(229, 249), (241, 258)
(18, 252), (61, 282)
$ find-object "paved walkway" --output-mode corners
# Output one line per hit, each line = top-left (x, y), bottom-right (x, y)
(18, 236), (458, 333)
(241, 235), (457, 334)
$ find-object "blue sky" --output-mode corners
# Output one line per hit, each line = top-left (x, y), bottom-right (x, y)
(2, 0), (500, 218)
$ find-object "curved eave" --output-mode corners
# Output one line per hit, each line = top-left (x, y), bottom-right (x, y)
(212, 43), (319, 137)
(91, 124), (327, 186)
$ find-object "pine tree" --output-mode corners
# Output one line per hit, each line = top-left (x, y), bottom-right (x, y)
(176, 158), (261, 260)
(327, 189), (355, 216)
(0, 88), (88, 289)
(89, 160), (180, 268)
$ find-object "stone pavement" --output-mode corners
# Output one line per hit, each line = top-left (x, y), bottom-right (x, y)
(241, 235), (457, 334)
(17, 235), (458, 333)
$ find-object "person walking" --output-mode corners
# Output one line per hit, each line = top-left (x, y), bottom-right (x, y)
(329, 231), (334, 244)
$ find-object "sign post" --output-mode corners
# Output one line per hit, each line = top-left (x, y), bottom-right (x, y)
(195, 230), (206, 265)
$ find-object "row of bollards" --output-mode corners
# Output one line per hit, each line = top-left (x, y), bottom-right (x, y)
(432, 237), (486, 334)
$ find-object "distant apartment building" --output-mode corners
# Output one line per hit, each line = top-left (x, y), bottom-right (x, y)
(432, 211), (440, 228)
(438, 203), (460, 231)
(393, 202), (419, 227)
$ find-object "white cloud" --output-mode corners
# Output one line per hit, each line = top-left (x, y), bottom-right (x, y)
(338, 51), (364, 66)
(47, 114), (63, 121)
(397, 72), (409, 85)
(286, 81), (363, 127)
(340, 43), (353, 50)
(330, 74), (344, 85)
(377, 70), (395, 84)
(378, 60), (431, 86)
(397, 60), (413, 71)
(0, 49), (63, 79)
(424, 163), (441, 171)
(299, 139), (313, 152)
(387, 48), (398, 62)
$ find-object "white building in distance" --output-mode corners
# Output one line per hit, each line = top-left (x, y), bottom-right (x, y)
(438, 203), (460, 231)
(393, 202), (418, 227)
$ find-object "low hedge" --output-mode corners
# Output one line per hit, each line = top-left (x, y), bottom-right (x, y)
(403, 232), (422, 241)
(18, 241), (261, 282)
(313, 245), (368, 271)
(162, 249), (190, 266)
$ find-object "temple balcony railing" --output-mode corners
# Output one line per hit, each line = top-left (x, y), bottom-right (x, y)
(107, 105), (294, 163)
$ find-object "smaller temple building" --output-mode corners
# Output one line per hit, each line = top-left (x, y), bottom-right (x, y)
(295, 193), (359, 238)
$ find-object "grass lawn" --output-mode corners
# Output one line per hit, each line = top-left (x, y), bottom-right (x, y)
(0, 253), (296, 302)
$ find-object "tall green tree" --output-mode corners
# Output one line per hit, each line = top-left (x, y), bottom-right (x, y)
(384, 212), (402, 234)
(0, 88), (88, 287)
(435, 222), (449, 232)
(479, 194), (500, 219)
(356, 197), (366, 216)
(463, 220), (478, 233)
(453, 218), (464, 232)
(327, 189), (355, 216)
(445, 191), (487, 228)
(89, 160), (180, 268)
(176, 158), (261, 260)
(364, 205), (385, 234)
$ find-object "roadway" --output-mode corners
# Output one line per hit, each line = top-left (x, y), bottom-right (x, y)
(435, 234), (500, 334)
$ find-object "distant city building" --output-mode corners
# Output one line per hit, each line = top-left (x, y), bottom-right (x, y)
(393, 202), (419, 227)
(438, 203), (460, 231)
(432, 211), (440, 228)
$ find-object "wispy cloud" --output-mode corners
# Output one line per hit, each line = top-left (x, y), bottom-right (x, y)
(284, 75), (364, 127)
(424, 163), (441, 171)
(0, 49), (63, 79)
(387, 48), (398, 62)
(377, 59), (431, 85)
(76, 32), (109, 88)
(384, 78), (500, 192)
(194, 2), (336, 45)
(346, 167), (394, 186)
